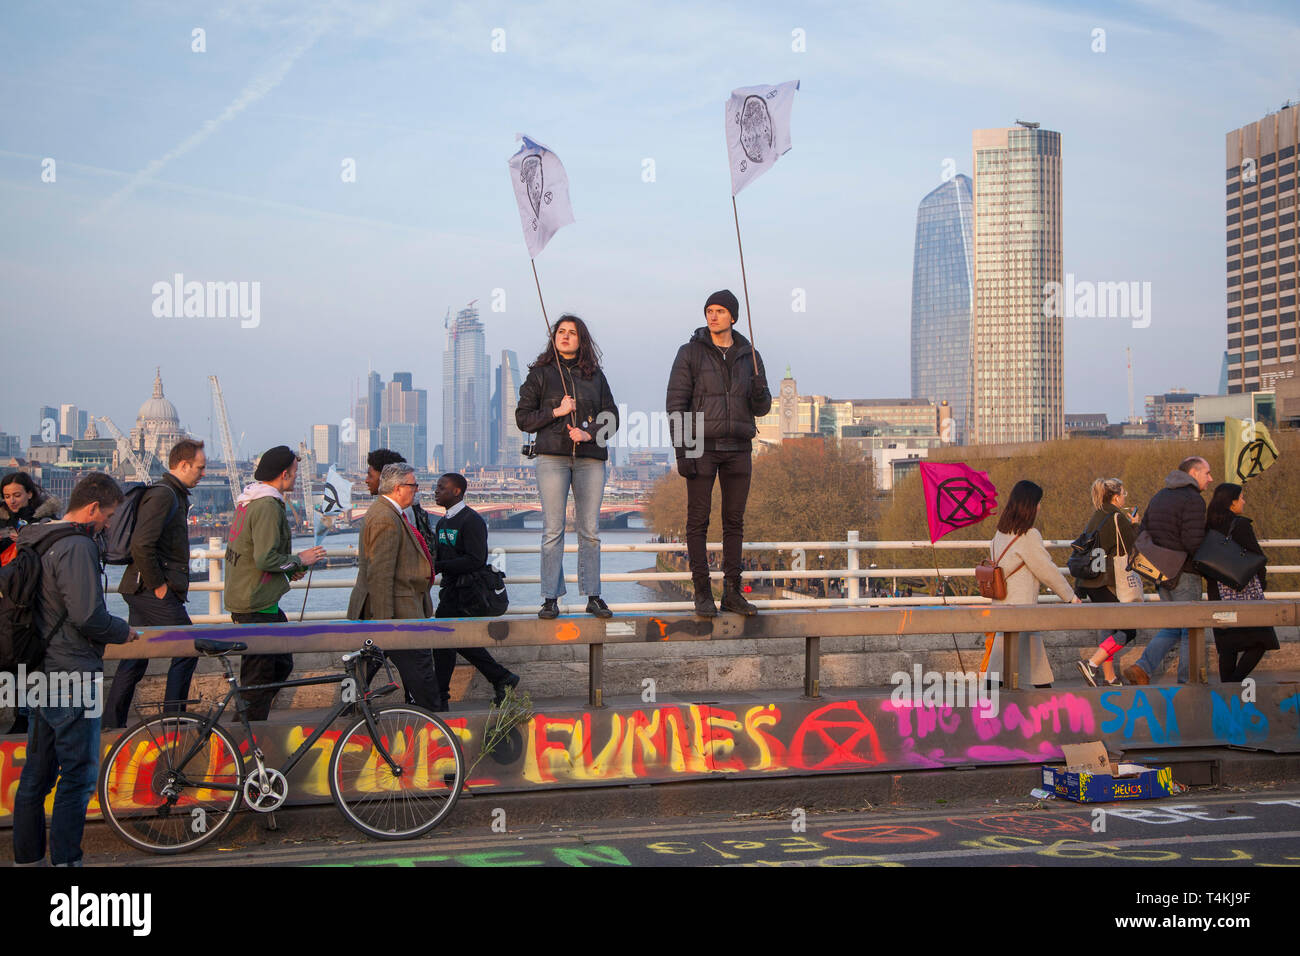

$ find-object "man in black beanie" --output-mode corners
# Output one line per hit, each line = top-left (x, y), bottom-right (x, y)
(224, 445), (326, 719)
(665, 290), (771, 616)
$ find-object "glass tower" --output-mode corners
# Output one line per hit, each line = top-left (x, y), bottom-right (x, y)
(910, 174), (973, 443)
(442, 305), (490, 471)
(969, 123), (1063, 444)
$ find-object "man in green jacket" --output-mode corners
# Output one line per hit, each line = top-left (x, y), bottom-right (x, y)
(224, 446), (326, 720)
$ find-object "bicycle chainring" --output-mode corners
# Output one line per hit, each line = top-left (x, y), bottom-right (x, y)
(243, 768), (289, 812)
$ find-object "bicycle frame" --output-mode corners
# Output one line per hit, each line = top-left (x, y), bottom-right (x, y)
(143, 643), (410, 799)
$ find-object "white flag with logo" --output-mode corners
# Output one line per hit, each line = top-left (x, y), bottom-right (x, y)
(319, 465), (352, 515)
(508, 134), (575, 258)
(725, 80), (799, 196)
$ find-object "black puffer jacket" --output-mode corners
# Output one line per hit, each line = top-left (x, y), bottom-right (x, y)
(1138, 470), (1207, 572)
(665, 327), (771, 456)
(515, 358), (619, 460)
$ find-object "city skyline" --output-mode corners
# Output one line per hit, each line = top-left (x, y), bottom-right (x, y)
(3, 2), (1299, 451)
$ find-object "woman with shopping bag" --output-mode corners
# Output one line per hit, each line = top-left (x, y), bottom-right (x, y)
(1205, 483), (1278, 682)
(1073, 478), (1144, 687)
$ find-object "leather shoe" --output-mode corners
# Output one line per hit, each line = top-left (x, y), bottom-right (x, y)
(1122, 664), (1150, 686)
(586, 596), (613, 618)
(538, 599), (559, 620)
(492, 672), (520, 706)
(720, 579), (758, 616)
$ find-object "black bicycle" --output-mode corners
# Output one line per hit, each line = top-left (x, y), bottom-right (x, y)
(98, 638), (465, 854)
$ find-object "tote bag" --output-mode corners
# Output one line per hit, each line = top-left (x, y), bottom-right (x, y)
(1112, 514), (1144, 604)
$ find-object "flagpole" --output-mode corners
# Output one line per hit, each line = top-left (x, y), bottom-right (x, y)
(730, 195), (760, 375)
(531, 257), (574, 439)
(298, 568), (313, 622)
(930, 544), (967, 674)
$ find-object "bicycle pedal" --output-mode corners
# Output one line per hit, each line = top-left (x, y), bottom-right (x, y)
(263, 811), (279, 831)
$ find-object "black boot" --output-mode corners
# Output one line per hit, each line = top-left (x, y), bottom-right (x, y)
(692, 575), (717, 617)
(720, 578), (758, 616)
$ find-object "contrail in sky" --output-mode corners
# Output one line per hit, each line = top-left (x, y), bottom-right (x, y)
(82, 18), (330, 223)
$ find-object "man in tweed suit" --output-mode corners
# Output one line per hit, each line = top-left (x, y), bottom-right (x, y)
(347, 462), (444, 710)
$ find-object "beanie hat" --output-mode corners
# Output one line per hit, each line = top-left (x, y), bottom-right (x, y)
(704, 289), (740, 325)
(254, 445), (298, 481)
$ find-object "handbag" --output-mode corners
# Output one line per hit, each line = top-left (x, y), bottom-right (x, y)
(1217, 574), (1264, 602)
(447, 566), (510, 617)
(1111, 514), (1144, 603)
(1130, 530), (1183, 586)
(1066, 524), (1106, 580)
(976, 534), (1024, 600)
(1193, 517), (1268, 591)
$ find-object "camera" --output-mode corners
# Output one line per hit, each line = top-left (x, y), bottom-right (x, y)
(521, 441), (537, 459)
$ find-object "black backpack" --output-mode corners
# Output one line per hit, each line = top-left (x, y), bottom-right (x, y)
(1066, 526), (1107, 581)
(0, 525), (88, 671)
(102, 483), (177, 566)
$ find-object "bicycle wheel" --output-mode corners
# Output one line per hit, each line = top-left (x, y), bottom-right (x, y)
(329, 704), (464, 840)
(98, 714), (245, 854)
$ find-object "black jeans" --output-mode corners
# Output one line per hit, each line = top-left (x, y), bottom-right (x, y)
(686, 449), (752, 585)
(230, 609), (293, 721)
(106, 591), (197, 728)
(1217, 646), (1266, 683)
(433, 601), (512, 701)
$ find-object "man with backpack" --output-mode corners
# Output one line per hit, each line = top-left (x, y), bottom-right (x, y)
(432, 473), (518, 707)
(105, 438), (207, 727)
(10, 472), (138, 867)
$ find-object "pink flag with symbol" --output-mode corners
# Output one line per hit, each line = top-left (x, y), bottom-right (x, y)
(919, 461), (998, 543)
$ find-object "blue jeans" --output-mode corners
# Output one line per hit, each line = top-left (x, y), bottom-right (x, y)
(12, 703), (102, 865)
(1135, 572), (1202, 683)
(536, 455), (606, 599)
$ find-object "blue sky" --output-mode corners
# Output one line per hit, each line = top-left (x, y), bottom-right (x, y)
(2, 0), (1298, 459)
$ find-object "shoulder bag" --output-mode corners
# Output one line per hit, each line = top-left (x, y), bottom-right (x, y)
(1193, 517), (1268, 591)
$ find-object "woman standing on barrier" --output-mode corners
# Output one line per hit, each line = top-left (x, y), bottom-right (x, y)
(984, 480), (1080, 688)
(515, 314), (619, 620)
(1205, 483), (1277, 682)
(1074, 478), (1143, 687)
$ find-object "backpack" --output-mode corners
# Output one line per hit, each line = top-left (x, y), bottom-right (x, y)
(445, 567), (510, 617)
(102, 483), (178, 566)
(1066, 525), (1107, 581)
(0, 525), (88, 671)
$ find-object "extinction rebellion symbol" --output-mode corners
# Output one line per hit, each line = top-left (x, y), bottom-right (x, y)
(1235, 439), (1276, 481)
(935, 476), (986, 527)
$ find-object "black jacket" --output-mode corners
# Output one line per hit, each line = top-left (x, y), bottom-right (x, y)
(515, 358), (618, 460)
(1076, 503), (1139, 588)
(665, 327), (771, 456)
(434, 504), (489, 614)
(1138, 470), (1207, 572)
(119, 473), (192, 598)
(1205, 513), (1267, 598)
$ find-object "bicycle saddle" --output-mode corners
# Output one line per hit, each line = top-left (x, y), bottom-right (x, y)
(194, 638), (249, 655)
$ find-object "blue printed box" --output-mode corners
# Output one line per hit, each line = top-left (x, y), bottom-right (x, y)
(1041, 762), (1176, 803)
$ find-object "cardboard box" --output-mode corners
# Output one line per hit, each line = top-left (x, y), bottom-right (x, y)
(1040, 742), (1175, 803)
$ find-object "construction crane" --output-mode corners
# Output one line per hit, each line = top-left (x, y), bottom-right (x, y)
(209, 376), (243, 507)
(97, 416), (153, 484)
(296, 441), (317, 532)
(1127, 347), (1136, 424)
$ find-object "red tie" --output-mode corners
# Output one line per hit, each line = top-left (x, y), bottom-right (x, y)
(403, 514), (436, 586)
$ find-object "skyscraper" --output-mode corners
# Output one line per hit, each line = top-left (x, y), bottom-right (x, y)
(968, 122), (1064, 444)
(442, 304), (490, 470)
(911, 174), (974, 443)
(366, 370), (382, 429)
(59, 404), (78, 442)
(311, 423), (339, 468)
(492, 350), (524, 467)
(1225, 104), (1299, 393)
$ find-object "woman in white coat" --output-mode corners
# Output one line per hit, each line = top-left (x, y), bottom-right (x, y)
(986, 480), (1081, 688)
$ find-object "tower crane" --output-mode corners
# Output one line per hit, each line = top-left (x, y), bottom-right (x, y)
(97, 416), (153, 484)
(209, 376), (243, 507)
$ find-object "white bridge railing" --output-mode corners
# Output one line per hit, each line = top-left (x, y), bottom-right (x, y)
(182, 534), (1300, 624)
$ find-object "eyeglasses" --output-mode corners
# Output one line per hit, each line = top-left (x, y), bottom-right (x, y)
(399, 482), (419, 489)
